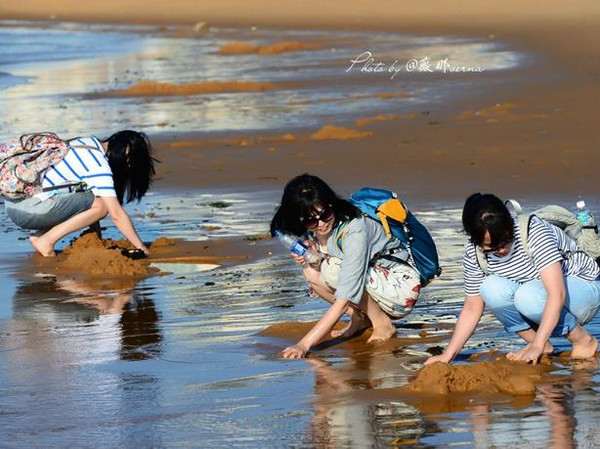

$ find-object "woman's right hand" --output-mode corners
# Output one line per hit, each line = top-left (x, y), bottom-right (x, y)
(424, 353), (452, 366)
(291, 253), (306, 266)
(423, 295), (485, 367)
(291, 240), (320, 266)
(281, 344), (308, 359)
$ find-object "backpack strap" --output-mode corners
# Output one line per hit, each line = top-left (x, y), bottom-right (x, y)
(517, 213), (533, 259)
(475, 244), (488, 275)
(334, 221), (350, 251)
(334, 217), (410, 265)
(66, 140), (101, 153)
(505, 199), (524, 215)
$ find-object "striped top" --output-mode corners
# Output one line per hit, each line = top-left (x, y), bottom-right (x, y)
(41, 136), (117, 198)
(464, 215), (600, 296)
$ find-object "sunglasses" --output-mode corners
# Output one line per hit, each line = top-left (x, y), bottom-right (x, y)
(301, 206), (335, 229)
(481, 237), (515, 254)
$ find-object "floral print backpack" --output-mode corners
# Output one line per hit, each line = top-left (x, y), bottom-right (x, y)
(0, 133), (70, 200)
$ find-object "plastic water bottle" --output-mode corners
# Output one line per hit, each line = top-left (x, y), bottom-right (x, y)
(575, 200), (598, 233)
(274, 230), (322, 264)
(576, 201), (595, 225)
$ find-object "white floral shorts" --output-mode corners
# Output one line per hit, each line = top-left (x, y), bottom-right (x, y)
(320, 256), (421, 319)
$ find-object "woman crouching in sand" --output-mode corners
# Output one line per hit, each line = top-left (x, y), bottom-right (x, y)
(4, 130), (155, 256)
(426, 193), (600, 366)
(270, 174), (422, 359)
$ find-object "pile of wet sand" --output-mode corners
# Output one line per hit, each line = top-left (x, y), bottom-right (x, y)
(310, 125), (373, 140)
(28, 231), (275, 278)
(403, 357), (553, 395)
(219, 40), (320, 55)
(262, 321), (556, 396)
(113, 80), (279, 96)
(57, 232), (155, 276)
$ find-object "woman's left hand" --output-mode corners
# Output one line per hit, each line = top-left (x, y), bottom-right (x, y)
(281, 345), (308, 359)
(507, 343), (544, 365)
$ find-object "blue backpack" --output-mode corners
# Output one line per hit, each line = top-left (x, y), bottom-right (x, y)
(336, 187), (441, 285)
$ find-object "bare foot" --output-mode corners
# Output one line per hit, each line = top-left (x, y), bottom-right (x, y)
(572, 335), (598, 359)
(543, 341), (554, 355)
(367, 323), (397, 343)
(330, 313), (371, 339)
(330, 321), (351, 338)
(29, 236), (55, 257)
(517, 329), (553, 354)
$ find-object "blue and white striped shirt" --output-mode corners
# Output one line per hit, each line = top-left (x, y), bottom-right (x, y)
(41, 136), (117, 198)
(464, 215), (600, 296)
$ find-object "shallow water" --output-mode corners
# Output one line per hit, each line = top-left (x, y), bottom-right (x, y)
(1, 20), (599, 448)
(0, 20), (524, 141)
(2, 191), (600, 447)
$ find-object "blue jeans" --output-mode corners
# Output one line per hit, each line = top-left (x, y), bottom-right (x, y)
(480, 275), (600, 337)
(5, 191), (95, 230)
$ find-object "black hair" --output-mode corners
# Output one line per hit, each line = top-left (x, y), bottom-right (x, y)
(270, 173), (361, 237)
(462, 193), (514, 247)
(101, 130), (156, 204)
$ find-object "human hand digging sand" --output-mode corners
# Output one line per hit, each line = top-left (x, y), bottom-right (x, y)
(425, 193), (600, 367)
(271, 175), (429, 359)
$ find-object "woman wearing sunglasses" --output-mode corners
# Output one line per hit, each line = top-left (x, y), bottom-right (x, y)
(270, 174), (421, 359)
(426, 193), (600, 366)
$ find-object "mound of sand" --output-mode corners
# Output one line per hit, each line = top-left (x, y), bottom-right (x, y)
(114, 80), (278, 96)
(354, 114), (400, 127)
(404, 358), (552, 395)
(457, 102), (548, 123)
(58, 232), (153, 276)
(354, 113), (416, 127)
(257, 133), (296, 142)
(310, 125), (373, 140)
(219, 41), (320, 55)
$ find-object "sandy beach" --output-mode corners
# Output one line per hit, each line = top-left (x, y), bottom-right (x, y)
(2, 0), (600, 200)
(1, 1), (600, 447)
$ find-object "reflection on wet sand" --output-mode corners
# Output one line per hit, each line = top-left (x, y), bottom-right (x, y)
(259, 292), (600, 447)
(3, 196), (600, 446)
(10, 275), (163, 362)
(302, 345), (600, 447)
(5, 276), (168, 447)
(306, 351), (423, 448)
(119, 292), (163, 361)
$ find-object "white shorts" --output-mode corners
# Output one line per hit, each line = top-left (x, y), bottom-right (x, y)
(320, 256), (421, 319)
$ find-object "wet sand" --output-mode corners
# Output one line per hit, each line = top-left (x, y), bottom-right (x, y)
(261, 321), (559, 396)
(26, 229), (275, 279)
(2, 1), (600, 446)
(111, 80), (281, 97)
(2, 2), (600, 203)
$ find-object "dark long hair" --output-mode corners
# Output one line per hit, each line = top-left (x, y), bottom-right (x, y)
(462, 193), (514, 247)
(102, 130), (156, 204)
(270, 173), (361, 237)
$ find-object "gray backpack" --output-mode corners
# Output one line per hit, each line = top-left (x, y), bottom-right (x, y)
(475, 199), (600, 274)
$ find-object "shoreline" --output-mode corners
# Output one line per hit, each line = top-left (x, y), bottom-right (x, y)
(2, 2), (599, 73)
(2, 4), (599, 203)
